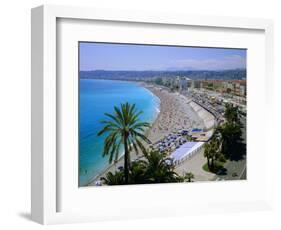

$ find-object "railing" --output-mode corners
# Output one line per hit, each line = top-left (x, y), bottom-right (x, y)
(172, 143), (205, 166)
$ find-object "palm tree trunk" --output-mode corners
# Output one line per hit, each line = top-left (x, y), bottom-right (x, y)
(207, 158), (210, 169)
(124, 132), (129, 184)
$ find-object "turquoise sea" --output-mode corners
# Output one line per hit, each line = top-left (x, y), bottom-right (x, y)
(79, 79), (160, 186)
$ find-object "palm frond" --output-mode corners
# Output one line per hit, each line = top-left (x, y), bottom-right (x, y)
(103, 113), (123, 127)
(131, 130), (151, 144)
(130, 122), (150, 130)
(128, 110), (143, 125)
(97, 124), (119, 136)
(114, 106), (125, 126)
(135, 138), (148, 156)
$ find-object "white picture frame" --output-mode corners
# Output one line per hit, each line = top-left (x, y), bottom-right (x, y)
(31, 4), (274, 225)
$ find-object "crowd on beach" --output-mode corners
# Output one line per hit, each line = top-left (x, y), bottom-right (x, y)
(145, 85), (205, 144)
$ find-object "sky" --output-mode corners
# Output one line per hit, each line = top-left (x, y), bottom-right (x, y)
(79, 42), (246, 71)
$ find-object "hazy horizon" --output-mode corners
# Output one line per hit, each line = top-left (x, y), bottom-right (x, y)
(80, 68), (246, 72)
(79, 42), (246, 72)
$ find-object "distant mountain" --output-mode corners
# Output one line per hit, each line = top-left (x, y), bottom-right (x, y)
(165, 67), (197, 71)
(80, 69), (246, 81)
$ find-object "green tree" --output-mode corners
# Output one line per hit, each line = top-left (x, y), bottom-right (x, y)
(216, 103), (245, 159)
(184, 172), (194, 182)
(218, 122), (243, 159)
(155, 77), (163, 85)
(224, 103), (241, 124)
(98, 102), (151, 184)
(204, 142), (213, 169)
(143, 150), (181, 183)
(101, 150), (183, 185)
(100, 171), (125, 185)
(129, 160), (148, 184)
(204, 138), (222, 171)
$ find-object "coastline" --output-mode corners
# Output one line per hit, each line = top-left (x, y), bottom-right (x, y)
(86, 83), (162, 186)
(87, 81), (216, 186)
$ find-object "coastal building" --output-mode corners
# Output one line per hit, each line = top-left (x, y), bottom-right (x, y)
(200, 80), (225, 92)
(190, 80), (201, 89)
(240, 84), (246, 96)
(221, 80), (246, 97)
(197, 80), (247, 97)
(177, 76), (191, 92)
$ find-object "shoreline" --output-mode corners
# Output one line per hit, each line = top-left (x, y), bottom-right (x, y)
(86, 85), (161, 185)
(86, 81), (215, 186)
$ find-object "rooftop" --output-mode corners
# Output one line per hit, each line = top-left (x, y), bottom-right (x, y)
(170, 141), (204, 163)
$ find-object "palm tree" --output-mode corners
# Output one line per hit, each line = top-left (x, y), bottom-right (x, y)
(98, 102), (151, 184)
(218, 122), (243, 158)
(129, 160), (148, 184)
(224, 103), (240, 124)
(204, 139), (221, 171)
(143, 150), (181, 183)
(204, 142), (213, 169)
(100, 171), (125, 185)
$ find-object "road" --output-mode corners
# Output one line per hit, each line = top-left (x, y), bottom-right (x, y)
(215, 158), (246, 181)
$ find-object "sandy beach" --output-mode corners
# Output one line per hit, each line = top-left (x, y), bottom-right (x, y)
(142, 84), (206, 144)
(88, 83), (214, 185)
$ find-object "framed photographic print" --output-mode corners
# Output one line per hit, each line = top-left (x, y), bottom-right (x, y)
(31, 5), (274, 224)
(78, 42), (247, 187)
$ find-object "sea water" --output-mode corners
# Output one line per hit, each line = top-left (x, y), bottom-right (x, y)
(79, 79), (160, 186)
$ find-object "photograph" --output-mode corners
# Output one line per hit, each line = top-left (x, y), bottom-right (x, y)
(78, 42), (247, 187)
